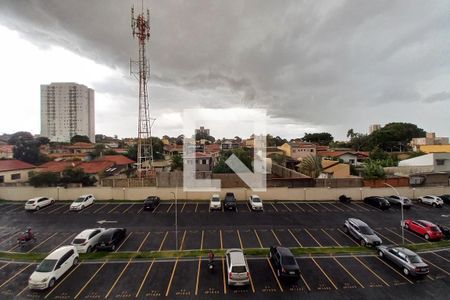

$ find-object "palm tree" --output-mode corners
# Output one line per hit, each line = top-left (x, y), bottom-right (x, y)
(298, 155), (323, 178)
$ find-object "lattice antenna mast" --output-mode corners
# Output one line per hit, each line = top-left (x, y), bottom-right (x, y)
(131, 4), (153, 177)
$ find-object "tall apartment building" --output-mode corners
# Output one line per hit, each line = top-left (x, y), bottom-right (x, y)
(368, 124), (381, 134)
(41, 82), (95, 143)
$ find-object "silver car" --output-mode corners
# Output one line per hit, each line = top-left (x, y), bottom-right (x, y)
(343, 218), (382, 247)
(225, 249), (250, 286)
(378, 246), (429, 276)
(384, 195), (412, 209)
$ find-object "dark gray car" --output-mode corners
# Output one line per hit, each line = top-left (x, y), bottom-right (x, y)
(343, 218), (382, 247)
(378, 246), (429, 276)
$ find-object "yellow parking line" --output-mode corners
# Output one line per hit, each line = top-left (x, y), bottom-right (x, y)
(318, 203), (332, 212)
(373, 230), (397, 245)
(122, 203), (135, 213)
(44, 263), (81, 299)
(51, 233), (77, 252)
(116, 232), (133, 252)
(195, 256), (201, 295)
(270, 203), (279, 212)
(329, 203), (345, 212)
(180, 202), (186, 213)
(220, 230), (223, 250)
(200, 230), (204, 250)
(432, 252), (450, 263)
(222, 257), (227, 294)
(7, 243), (19, 252)
(333, 257), (364, 288)
(266, 258), (284, 292)
(337, 228), (359, 245)
(375, 256), (413, 284)
(384, 228), (415, 244)
(137, 232), (150, 252)
(0, 264), (32, 289)
(28, 232), (58, 253)
(404, 230), (431, 243)
(0, 232), (21, 246)
(195, 203), (199, 213)
(104, 259), (132, 298)
(246, 202), (251, 212)
(152, 203), (160, 213)
(107, 204), (120, 214)
(179, 230), (187, 250)
(271, 229), (282, 245)
(74, 261), (107, 299)
(248, 269), (256, 293)
(321, 229), (342, 246)
(237, 230), (244, 249)
(300, 274), (311, 292)
(165, 258), (179, 297)
(304, 229), (323, 247)
(166, 203), (173, 213)
(294, 203), (305, 212)
(422, 258), (450, 276)
(254, 229), (264, 248)
(158, 231), (169, 251)
(93, 204), (107, 214)
(135, 259), (155, 298)
(0, 263), (10, 271)
(288, 229), (303, 247)
(281, 203), (292, 212)
(311, 257), (337, 290)
(353, 256), (389, 286)
(305, 203), (318, 212)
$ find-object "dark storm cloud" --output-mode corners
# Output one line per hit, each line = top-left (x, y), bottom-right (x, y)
(1, 0), (449, 138)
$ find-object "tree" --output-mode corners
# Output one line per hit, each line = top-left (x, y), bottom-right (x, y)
(125, 137), (164, 161)
(347, 129), (355, 139)
(298, 155), (323, 178)
(369, 146), (389, 161)
(370, 122), (425, 152)
(171, 154), (183, 171)
(213, 148), (253, 173)
(363, 160), (386, 179)
(29, 172), (60, 187)
(70, 135), (91, 144)
(303, 132), (334, 146)
(195, 132), (215, 143)
(8, 131), (34, 145)
(271, 154), (286, 166)
(36, 137), (50, 145)
(60, 167), (97, 186)
(349, 133), (372, 151)
(267, 134), (287, 147)
(9, 131), (49, 164)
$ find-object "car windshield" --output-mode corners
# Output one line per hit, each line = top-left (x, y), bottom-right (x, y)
(74, 197), (85, 203)
(252, 198), (261, 203)
(359, 226), (374, 235)
(72, 238), (86, 244)
(26, 200), (35, 204)
(408, 255), (422, 263)
(430, 226), (440, 232)
(35, 259), (57, 272)
(282, 256), (297, 265)
(212, 197), (220, 202)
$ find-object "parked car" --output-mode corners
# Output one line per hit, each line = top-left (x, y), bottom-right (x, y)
(70, 194), (95, 211)
(143, 196), (160, 211)
(439, 194), (450, 204)
(417, 195), (444, 208)
(209, 194), (221, 211)
(96, 228), (126, 251)
(378, 246), (429, 276)
(71, 228), (105, 253)
(338, 195), (351, 203)
(28, 245), (79, 290)
(363, 196), (390, 210)
(403, 219), (443, 241)
(384, 195), (412, 209)
(25, 197), (54, 211)
(343, 218), (382, 247)
(269, 246), (300, 280)
(437, 224), (450, 240)
(248, 195), (263, 211)
(224, 192), (237, 211)
(225, 249), (250, 286)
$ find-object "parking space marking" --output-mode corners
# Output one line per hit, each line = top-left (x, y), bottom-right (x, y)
(104, 258), (132, 298)
(333, 257), (364, 288)
(237, 230), (244, 249)
(135, 259), (155, 298)
(44, 263), (81, 299)
(271, 229), (282, 245)
(195, 257), (201, 295)
(422, 258), (450, 276)
(310, 257), (338, 290)
(137, 207), (144, 214)
(165, 258), (179, 297)
(0, 231), (20, 246)
(318, 203), (332, 212)
(122, 203), (135, 213)
(300, 274), (312, 292)
(254, 229), (264, 248)
(270, 203), (279, 212)
(28, 232), (58, 253)
(50, 232), (77, 252)
(179, 230), (187, 250)
(152, 203), (160, 213)
(166, 203), (173, 213)
(246, 202), (251, 212)
(222, 257), (227, 294)
(384, 228), (414, 244)
(116, 232), (133, 252)
(248, 269), (256, 293)
(266, 258), (284, 292)
(158, 231), (169, 251)
(404, 230), (431, 243)
(107, 204), (121, 214)
(353, 256), (389, 286)
(321, 229), (341, 246)
(305, 203), (318, 212)
(7, 205), (23, 213)
(304, 228), (322, 247)
(220, 230), (223, 250)
(74, 261), (107, 299)
(294, 203), (305, 212)
(195, 203), (199, 213)
(288, 229), (303, 247)
(354, 203), (370, 212)
(330, 203), (345, 212)
(180, 202), (187, 213)
(93, 204), (107, 213)
(375, 256), (413, 284)
(137, 232), (150, 252)
(341, 203), (357, 211)
(281, 203), (292, 212)
(374, 230), (397, 245)
(0, 263), (10, 271)
(338, 229), (359, 245)
(0, 263), (32, 289)
(200, 230), (204, 250)
(432, 252), (450, 263)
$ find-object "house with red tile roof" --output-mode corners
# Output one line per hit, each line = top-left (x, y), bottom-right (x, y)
(0, 145), (14, 159)
(0, 159), (36, 184)
(99, 155), (135, 166)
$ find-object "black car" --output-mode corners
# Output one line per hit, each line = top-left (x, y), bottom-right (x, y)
(363, 196), (390, 210)
(96, 228), (127, 251)
(439, 194), (450, 204)
(269, 246), (300, 280)
(224, 192), (237, 211)
(143, 196), (160, 211)
(437, 224), (450, 240)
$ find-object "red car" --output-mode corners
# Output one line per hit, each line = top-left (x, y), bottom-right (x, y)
(403, 219), (443, 241)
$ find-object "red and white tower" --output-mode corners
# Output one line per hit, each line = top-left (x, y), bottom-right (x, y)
(131, 4), (153, 177)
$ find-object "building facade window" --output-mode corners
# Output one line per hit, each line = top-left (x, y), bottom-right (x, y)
(436, 159), (445, 166)
(11, 173), (21, 180)
(0, 175), (4, 183)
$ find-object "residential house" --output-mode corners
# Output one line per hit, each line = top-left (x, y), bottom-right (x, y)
(318, 151), (369, 166)
(39, 161), (78, 176)
(410, 132), (449, 152)
(419, 145), (450, 154)
(319, 160), (351, 178)
(0, 145), (14, 159)
(278, 142), (317, 160)
(184, 152), (214, 172)
(221, 140), (241, 150)
(65, 142), (95, 154)
(163, 144), (183, 159)
(396, 153), (450, 175)
(0, 159), (36, 184)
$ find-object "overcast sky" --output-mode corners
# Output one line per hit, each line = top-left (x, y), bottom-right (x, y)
(0, 0), (449, 141)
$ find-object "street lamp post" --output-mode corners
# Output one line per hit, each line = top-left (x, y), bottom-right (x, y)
(170, 187), (178, 251)
(57, 186), (60, 201)
(384, 182), (405, 245)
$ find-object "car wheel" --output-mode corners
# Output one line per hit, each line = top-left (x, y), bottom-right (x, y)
(36, 206), (40, 211)
(433, 203), (437, 208)
(73, 257), (79, 266)
(343, 226), (349, 234)
(111, 244), (116, 251)
(418, 199), (422, 203)
(424, 234), (430, 240)
(81, 205), (85, 210)
(48, 278), (56, 289)
(87, 246), (92, 253)
(51, 200), (55, 204)
(277, 269), (281, 277)
(404, 223), (409, 230)
(360, 239), (366, 247)
(403, 268), (410, 276)
(378, 251), (384, 258)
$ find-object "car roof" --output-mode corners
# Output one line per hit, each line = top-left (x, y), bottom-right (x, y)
(79, 194), (93, 197)
(348, 218), (368, 226)
(212, 194), (220, 198)
(226, 249), (245, 265)
(46, 245), (75, 259)
(28, 197), (44, 201)
(393, 247), (417, 256)
(274, 246), (293, 256)
(102, 228), (122, 235)
(251, 195), (260, 198)
(418, 220), (435, 226)
(75, 228), (103, 239)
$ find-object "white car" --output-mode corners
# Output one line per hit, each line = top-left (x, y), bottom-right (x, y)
(209, 194), (222, 211)
(418, 195), (444, 207)
(71, 228), (105, 253)
(248, 195), (263, 211)
(28, 245), (79, 290)
(70, 194), (95, 211)
(25, 197), (54, 211)
(225, 249), (250, 286)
